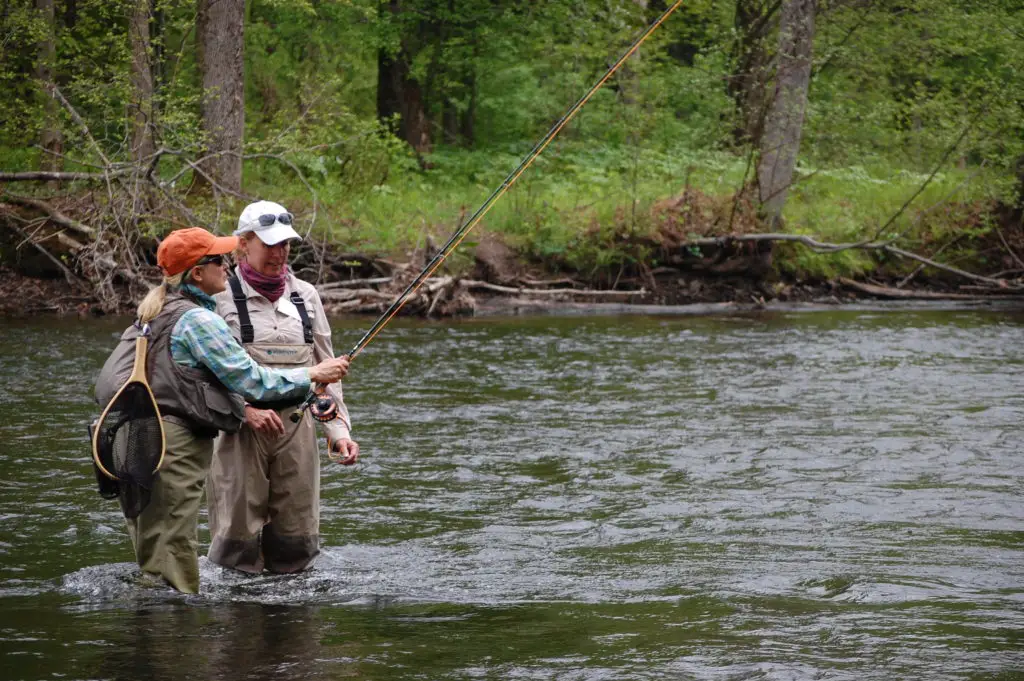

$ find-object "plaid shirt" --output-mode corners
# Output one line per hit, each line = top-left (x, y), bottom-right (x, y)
(169, 285), (310, 402)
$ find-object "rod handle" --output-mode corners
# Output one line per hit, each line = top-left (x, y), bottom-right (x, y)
(289, 391), (317, 423)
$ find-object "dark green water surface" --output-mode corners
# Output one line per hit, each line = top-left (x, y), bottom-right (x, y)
(0, 307), (1022, 680)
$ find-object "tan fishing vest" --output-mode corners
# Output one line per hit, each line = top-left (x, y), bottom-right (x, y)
(94, 293), (246, 437)
(227, 275), (314, 411)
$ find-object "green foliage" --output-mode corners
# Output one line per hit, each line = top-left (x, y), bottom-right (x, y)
(808, 0), (1024, 202)
(0, 4), (47, 146)
(245, 0), (378, 123)
(0, 0), (1021, 283)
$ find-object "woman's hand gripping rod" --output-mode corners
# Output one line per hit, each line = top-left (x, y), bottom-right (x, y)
(289, 355), (352, 422)
(289, 0), (685, 424)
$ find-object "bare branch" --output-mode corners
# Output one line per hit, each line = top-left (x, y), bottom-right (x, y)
(49, 85), (113, 168)
(1, 193), (96, 238)
(897, 234), (964, 288)
(883, 244), (1012, 287)
(685, 232), (865, 251)
(3, 220), (82, 285)
(994, 223), (1024, 270)
(243, 152), (319, 235)
(161, 149), (255, 202)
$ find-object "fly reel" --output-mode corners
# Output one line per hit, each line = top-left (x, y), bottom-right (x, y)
(291, 389), (339, 423)
(309, 394), (339, 422)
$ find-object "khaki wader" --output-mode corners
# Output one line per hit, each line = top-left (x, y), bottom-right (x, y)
(207, 343), (322, 573)
(126, 419), (214, 594)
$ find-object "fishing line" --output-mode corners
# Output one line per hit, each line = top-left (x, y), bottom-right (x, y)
(293, 0), (685, 423)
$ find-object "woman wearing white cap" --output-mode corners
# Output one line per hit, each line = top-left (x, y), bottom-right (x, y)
(206, 200), (359, 574)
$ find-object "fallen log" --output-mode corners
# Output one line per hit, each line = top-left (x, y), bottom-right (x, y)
(0, 171), (130, 182)
(838, 278), (1022, 300)
(317, 277), (393, 290)
(317, 287), (392, 302)
(519, 276), (583, 287)
(461, 279), (648, 298)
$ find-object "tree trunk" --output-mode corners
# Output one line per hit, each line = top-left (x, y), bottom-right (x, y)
(460, 69), (476, 148)
(153, 1), (165, 102)
(35, 0), (62, 174)
(128, 0), (155, 163)
(64, 0), (77, 28)
(377, 40), (402, 129)
(377, 47), (430, 153)
(376, 1), (431, 154)
(196, 0), (245, 194)
(757, 0), (815, 229)
(402, 79), (430, 154)
(442, 99), (459, 144)
(728, 0), (781, 145)
(1015, 153), (1024, 211)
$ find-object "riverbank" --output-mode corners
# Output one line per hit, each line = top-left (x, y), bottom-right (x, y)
(3, 259), (1022, 320)
(2, 182), (1022, 319)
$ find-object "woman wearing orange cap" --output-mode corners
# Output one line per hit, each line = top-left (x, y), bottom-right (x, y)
(96, 227), (351, 593)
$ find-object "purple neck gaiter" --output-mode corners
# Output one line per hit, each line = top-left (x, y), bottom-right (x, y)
(240, 260), (287, 302)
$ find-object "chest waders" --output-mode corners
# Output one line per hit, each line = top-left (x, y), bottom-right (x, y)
(100, 294), (243, 594)
(206, 276), (323, 574)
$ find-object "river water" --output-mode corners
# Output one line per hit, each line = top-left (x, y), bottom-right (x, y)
(0, 305), (1021, 680)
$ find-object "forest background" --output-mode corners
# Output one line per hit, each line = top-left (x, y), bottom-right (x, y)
(1, 0), (1022, 314)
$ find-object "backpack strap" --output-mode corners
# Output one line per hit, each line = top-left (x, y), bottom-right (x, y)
(290, 291), (314, 344)
(228, 275), (254, 344)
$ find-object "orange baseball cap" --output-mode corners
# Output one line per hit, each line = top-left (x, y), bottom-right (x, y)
(156, 227), (238, 276)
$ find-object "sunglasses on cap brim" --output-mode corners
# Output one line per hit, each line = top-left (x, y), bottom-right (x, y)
(257, 212), (294, 227)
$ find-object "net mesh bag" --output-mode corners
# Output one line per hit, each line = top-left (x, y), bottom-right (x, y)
(93, 383), (163, 518)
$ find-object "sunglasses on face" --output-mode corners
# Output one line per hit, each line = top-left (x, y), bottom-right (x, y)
(257, 212), (294, 227)
(195, 254), (227, 267)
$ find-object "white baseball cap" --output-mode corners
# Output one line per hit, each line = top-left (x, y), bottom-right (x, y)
(235, 200), (301, 245)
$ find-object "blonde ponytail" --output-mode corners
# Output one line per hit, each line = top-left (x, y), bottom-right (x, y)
(137, 272), (184, 323)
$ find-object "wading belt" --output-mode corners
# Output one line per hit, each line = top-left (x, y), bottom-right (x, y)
(228, 275), (313, 345)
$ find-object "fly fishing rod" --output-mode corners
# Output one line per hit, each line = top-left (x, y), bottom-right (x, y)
(292, 0), (685, 424)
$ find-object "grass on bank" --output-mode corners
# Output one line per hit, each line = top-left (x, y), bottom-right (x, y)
(238, 141), (1002, 283)
(0, 139), (1003, 284)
